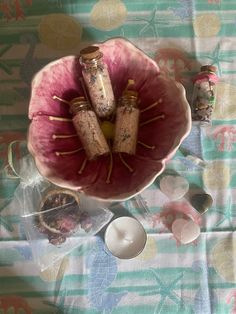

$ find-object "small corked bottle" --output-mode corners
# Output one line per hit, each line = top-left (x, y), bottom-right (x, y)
(191, 65), (219, 125)
(70, 97), (110, 160)
(80, 46), (115, 119)
(113, 80), (140, 155)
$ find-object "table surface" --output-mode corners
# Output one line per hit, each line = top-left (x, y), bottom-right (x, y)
(0, 1), (236, 313)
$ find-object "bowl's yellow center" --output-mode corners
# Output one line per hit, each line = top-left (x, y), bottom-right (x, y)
(101, 121), (115, 140)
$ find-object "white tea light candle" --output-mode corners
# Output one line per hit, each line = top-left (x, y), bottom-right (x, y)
(105, 217), (147, 259)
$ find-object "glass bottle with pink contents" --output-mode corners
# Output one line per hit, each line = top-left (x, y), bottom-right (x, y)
(191, 65), (219, 125)
(80, 46), (115, 119)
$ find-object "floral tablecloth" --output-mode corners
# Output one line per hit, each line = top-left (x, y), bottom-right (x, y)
(0, 1), (236, 313)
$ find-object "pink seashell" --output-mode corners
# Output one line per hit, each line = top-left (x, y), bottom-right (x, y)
(28, 38), (191, 201)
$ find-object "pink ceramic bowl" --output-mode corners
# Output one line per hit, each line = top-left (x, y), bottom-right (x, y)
(28, 38), (191, 201)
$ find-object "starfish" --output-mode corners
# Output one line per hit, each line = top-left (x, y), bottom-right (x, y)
(0, 44), (12, 75)
(214, 206), (236, 227)
(201, 43), (233, 76)
(134, 7), (169, 37)
(213, 195), (236, 227)
(139, 269), (184, 313)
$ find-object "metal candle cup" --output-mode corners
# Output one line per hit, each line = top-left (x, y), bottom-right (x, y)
(104, 217), (147, 259)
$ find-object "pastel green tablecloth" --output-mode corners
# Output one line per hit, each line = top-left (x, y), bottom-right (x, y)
(1, 1), (236, 313)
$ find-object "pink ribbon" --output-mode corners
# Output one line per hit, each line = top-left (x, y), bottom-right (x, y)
(193, 72), (219, 84)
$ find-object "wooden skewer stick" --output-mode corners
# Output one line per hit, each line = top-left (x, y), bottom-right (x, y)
(140, 114), (165, 127)
(52, 95), (71, 105)
(49, 116), (72, 122)
(140, 99), (163, 113)
(52, 134), (77, 140)
(106, 152), (114, 184)
(55, 147), (83, 156)
(78, 158), (88, 174)
(138, 141), (156, 150)
(119, 153), (134, 172)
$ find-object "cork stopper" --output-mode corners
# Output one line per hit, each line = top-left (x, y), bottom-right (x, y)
(120, 79), (138, 109)
(70, 97), (86, 105)
(123, 79), (138, 99)
(123, 90), (138, 98)
(80, 46), (102, 60)
(70, 97), (90, 114)
(201, 65), (217, 73)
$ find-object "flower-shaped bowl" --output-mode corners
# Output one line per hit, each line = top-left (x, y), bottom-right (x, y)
(28, 38), (191, 201)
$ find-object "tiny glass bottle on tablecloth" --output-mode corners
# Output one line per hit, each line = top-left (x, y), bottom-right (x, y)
(70, 97), (110, 160)
(80, 46), (115, 119)
(191, 65), (219, 125)
(113, 80), (140, 155)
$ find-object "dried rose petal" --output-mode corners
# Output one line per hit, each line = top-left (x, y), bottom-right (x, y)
(80, 211), (93, 232)
(48, 233), (66, 246)
(57, 216), (78, 233)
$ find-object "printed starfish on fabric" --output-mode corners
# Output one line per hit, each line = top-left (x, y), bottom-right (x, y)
(134, 6), (169, 37)
(213, 195), (236, 227)
(139, 268), (184, 313)
(201, 43), (233, 76)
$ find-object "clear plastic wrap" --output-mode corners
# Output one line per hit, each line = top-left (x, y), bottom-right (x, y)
(9, 142), (113, 270)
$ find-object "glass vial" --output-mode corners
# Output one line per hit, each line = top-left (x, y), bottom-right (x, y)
(191, 65), (219, 125)
(113, 81), (140, 155)
(80, 46), (115, 119)
(70, 97), (110, 160)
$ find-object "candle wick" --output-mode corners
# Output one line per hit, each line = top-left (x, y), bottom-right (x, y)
(113, 224), (133, 244)
(124, 237), (134, 244)
(113, 225), (125, 238)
